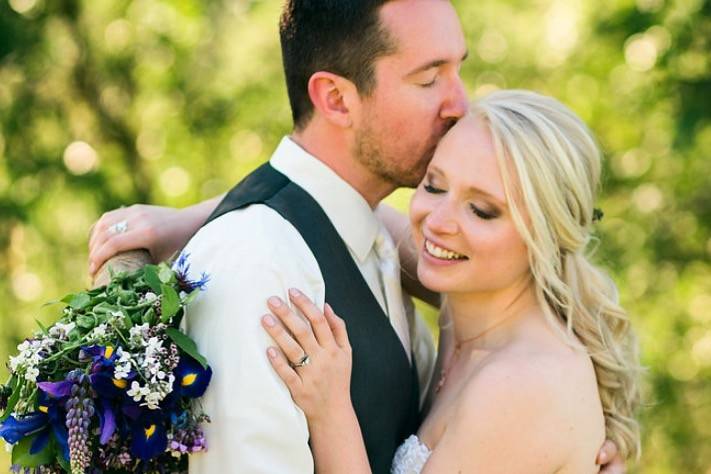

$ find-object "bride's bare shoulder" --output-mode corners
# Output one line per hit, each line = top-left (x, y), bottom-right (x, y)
(444, 344), (605, 471)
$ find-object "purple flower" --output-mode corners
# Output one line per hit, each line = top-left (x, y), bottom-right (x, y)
(175, 252), (210, 292)
(0, 390), (70, 462)
(65, 372), (95, 473)
(130, 410), (167, 461)
(173, 355), (212, 398)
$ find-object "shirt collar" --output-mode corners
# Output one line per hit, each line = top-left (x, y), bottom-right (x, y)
(269, 136), (379, 263)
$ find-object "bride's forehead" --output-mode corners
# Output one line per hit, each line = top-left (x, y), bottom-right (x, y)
(429, 118), (510, 195)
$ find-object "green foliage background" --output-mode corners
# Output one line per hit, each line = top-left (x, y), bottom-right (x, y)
(0, 0), (709, 471)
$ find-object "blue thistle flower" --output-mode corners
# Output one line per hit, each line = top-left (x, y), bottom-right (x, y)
(175, 252), (210, 292)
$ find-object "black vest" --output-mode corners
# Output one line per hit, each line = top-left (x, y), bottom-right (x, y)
(204, 163), (421, 473)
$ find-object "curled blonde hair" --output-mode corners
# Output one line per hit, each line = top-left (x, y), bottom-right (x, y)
(471, 90), (641, 460)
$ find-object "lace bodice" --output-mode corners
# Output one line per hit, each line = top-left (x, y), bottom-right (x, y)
(391, 435), (432, 474)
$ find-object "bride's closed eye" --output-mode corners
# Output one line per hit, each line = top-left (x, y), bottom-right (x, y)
(469, 203), (498, 220)
(423, 183), (445, 194)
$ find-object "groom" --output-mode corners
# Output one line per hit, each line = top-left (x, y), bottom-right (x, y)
(90, 1), (625, 472)
(182, 2), (465, 472)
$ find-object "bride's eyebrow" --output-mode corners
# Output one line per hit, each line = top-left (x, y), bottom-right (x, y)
(465, 186), (507, 208)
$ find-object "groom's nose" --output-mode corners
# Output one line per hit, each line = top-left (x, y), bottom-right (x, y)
(440, 75), (469, 121)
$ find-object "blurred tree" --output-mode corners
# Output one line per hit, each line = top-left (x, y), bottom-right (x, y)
(0, 0), (708, 471)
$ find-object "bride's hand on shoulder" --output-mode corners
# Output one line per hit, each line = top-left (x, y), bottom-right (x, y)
(88, 196), (221, 275)
(261, 288), (353, 424)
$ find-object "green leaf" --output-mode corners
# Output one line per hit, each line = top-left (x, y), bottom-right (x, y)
(68, 293), (91, 310)
(166, 328), (208, 369)
(143, 265), (163, 293)
(161, 284), (180, 322)
(11, 431), (56, 467)
(76, 315), (95, 329)
(142, 307), (157, 325)
(0, 376), (19, 421)
(60, 293), (75, 304)
(158, 264), (175, 284)
(56, 449), (70, 472)
(183, 288), (201, 305)
(34, 319), (50, 336)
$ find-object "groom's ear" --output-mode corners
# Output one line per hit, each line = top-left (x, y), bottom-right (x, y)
(307, 72), (358, 128)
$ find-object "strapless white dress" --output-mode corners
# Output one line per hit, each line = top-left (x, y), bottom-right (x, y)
(391, 435), (432, 474)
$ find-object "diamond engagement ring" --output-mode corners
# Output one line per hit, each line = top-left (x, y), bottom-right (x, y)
(108, 220), (128, 235)
(290, 354), (310, 368)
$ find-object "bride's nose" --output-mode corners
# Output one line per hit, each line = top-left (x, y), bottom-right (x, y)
(424, 201), (459, 235)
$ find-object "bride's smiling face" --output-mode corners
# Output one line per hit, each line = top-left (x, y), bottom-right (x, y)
(409, 115), (530, 295)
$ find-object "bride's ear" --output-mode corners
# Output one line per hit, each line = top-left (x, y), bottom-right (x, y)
(307, 72), (358, 129)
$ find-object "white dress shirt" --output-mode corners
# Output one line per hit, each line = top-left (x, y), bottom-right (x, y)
(184, 137), (435, 473)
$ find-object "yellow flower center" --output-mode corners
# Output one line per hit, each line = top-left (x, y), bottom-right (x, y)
(182, 373), (197, 387)
(104, 346), (114, 359)
(39, 405), (49, 414)
(145, 424), (156, 439)
(112, 378), (128, 389)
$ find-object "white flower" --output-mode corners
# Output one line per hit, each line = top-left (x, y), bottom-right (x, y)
(49, 321), (76, 339)
(8, 355), (23, 372)
(143, 392), (163, 409)
(91, 324), (108, 338)
(142, 292), (158, 303)
(127, 381), (144, 402)
(25, 366), (40, 383)
(17, 340), (30, 352)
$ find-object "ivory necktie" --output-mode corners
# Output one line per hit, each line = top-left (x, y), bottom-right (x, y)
(374, 226), (411, 362)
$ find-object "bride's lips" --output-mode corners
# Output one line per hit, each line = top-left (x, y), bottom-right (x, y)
(421, 238), (468, 266)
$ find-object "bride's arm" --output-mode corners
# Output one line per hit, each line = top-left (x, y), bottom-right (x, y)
(88, 194), (224, 273)
(375, 204), (440, 307)
(262, 291), (372, 474)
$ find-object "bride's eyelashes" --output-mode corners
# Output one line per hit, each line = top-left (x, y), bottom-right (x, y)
(423, 182), (499, 220)
(469, 203), (498, 220)
(423, 183), (445, 194)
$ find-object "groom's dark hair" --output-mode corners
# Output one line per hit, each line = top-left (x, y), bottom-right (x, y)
(279, 0), (396, 130)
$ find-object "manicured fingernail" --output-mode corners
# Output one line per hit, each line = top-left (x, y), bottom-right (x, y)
(267, 347), (277, 359)
(262, 314), (275, 327)
(268, 296), (282, 307)
(288, 288), (301, 297)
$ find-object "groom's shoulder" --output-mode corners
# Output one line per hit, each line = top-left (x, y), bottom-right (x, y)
(186, 203), (304, 257)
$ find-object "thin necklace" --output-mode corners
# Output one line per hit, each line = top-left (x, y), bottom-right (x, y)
(434, 312), (518, 394)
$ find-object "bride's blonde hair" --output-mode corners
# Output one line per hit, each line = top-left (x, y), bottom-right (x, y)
(470, 90), (641, 460)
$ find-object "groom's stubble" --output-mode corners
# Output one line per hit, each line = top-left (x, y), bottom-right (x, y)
(353, 107), (458, 189)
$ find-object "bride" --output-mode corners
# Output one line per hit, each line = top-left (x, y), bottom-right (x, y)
(258, 90), (640, 473)
(87, 89), (640, 472)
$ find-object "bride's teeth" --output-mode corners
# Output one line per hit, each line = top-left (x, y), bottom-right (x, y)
(425, 240), (465, 260)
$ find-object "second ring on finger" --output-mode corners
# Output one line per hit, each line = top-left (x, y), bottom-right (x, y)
(262, 314), (309, 367)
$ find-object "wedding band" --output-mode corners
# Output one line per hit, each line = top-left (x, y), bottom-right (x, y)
(108, 220), (128, 235)
(290, 354), (310, 368)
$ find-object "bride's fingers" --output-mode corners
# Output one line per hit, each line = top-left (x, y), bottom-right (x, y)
(324, 303), (350, 349)
(287, 288), (335, 347)
(261, 314), (310, 366)
(267, 347), (303, 394)
(89, 208), (126, 251)
(267, 296), (320, 353)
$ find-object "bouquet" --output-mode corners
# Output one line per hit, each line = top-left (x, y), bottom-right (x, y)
(0, 253), (212, 473)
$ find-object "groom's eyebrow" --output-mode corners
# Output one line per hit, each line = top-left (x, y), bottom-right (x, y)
(405, 51), (469, 77)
